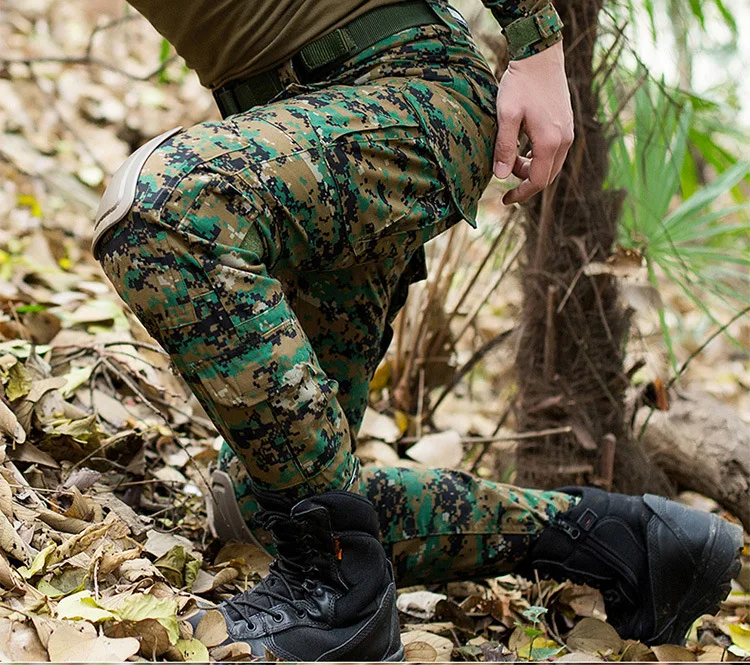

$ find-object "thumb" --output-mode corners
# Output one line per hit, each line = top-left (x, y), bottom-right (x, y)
(494, 109), (522, 179)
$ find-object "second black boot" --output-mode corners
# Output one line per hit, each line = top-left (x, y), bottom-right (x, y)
(210, 490), (403, 661)
(519, 487), (743, 645)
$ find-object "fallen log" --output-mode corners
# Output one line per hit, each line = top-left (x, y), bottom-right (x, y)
(636, 391), (750, 531)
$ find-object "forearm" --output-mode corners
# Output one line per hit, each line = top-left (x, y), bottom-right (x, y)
(480, 0), (564, 60)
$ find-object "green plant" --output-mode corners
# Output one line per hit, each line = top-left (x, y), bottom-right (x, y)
(605, 74), (750, 369)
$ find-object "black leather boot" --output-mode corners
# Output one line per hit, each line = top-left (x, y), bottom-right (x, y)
(209, 490), (403, 661)
(520, 486), (743, 645)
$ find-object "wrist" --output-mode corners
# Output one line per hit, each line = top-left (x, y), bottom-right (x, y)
(497, 2), (564, 61)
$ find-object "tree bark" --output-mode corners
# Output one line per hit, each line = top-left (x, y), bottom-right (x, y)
(511, 0), (672, 495)
(636, 392), (750, 531)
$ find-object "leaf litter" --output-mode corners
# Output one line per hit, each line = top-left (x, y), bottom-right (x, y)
(1, 0), (749, 661)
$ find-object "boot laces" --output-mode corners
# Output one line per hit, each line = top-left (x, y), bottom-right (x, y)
(224, 511), (323, 626)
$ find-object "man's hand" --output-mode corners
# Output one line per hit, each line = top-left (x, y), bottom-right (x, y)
(493, 41), (574, 205)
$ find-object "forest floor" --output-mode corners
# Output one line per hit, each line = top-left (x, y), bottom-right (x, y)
(0, 0), (749, 661)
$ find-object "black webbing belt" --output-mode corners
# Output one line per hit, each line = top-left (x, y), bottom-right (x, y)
(213, 1), (439, 118)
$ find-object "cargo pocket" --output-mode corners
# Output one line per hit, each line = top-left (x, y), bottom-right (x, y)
(313, 84), (463, 264)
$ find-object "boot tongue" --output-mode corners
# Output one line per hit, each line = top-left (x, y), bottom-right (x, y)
(292, 491), (381, 537)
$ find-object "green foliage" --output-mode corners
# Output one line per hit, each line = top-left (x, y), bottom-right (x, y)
(605, 74), (750, 369)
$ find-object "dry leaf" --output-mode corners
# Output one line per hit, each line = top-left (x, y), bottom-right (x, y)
(620, 639), (657, 662)
(215, 541), (272, 578)
(0, 399), (26, 444)
(405, 640), (438, 662)
(406, 430), (463, 469)
(211, 641), (253, 661)
(697, 645), (731, 662)
(0, 473), (13, 520)
(565, 617), (624, 656)
(0, 509), (32, 564)
(558, 652), (603, 662)
(402, 630), (453, 662)
(48, 620), (140, 662)
(107, 617), (172, 658)
(48, 522), (111, 565)
(559, 584), (606, 620)
(651, 644), (697, 661)
(0, 618), (49, 662)
(358, 407), (401, 443)
(0, 550), (18, 589)
(397, 590), (448, 620)
(194, 610), (228, 648)
(145, 530), (196, 558)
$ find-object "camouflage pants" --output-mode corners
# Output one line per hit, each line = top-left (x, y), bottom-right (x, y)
(98, 0), (575, 586)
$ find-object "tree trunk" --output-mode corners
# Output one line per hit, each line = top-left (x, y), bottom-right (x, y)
(512, 0), (672, 495)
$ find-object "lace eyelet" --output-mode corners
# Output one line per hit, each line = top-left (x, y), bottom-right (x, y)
(273, 613), (284, 623)
(296, 608), (307, 619)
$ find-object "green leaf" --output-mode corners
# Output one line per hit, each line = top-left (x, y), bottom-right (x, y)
(522, 606), (548, 624)
(6, 361), (32, 401)
(18, 543), (56, 580)
(114, 594), (180, 645)
(176, 638), (210, 662)
(57, 591), (116, 622)
(15, 304), (47, 314)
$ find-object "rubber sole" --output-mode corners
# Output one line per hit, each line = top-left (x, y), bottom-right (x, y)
(654, 514), (743, 645)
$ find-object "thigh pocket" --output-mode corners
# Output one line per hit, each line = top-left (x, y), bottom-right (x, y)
(324, 125), (460, 263)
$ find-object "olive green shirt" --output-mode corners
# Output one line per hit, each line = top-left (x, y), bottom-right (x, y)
(128, 0), (404, 89)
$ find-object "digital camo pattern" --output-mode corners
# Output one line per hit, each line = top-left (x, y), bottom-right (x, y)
(482, 0), (564, 60)
(97, 0), (575, 581)
(218, 447), (576, 586)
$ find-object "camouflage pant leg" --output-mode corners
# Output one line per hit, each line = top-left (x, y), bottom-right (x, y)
(99, 75), (475, 501)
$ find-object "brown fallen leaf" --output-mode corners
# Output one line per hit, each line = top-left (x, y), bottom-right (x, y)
(0, 618), (49, 662)
(107, 617), (172, 658)
(36, 508), (91, 534)
(565, 617), (624, 656)
(405, 640), (438, 663)
(215, 541), (272, 578)
(697, 644), (731, 662)
(210, 641), (254, 661)
(0, 398), (26, 444)
(652, 644), (697, 662)
(402, 630), (453, 662)
(620, 639), (657, 661)
(48, 620), (140, 662)
(397, 590), (448, 620)
(194, 610), (228, 648)
(0, 550), (19, 589)
(0, 509), (32, 564)
(47, 522), (111, 565)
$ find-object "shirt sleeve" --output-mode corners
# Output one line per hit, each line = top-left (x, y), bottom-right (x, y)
(482, 0), (564, 59)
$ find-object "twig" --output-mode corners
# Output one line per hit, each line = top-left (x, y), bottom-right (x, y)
(543, 285), (559, 383)
(400, 426), (572, 445)
(452, 242), (523, 346)
(428, 217), (515, 359)
(416, 368), (425, 437)
(0, 54), (179, 82)
(597, 433), (617, 490)
(637, 304), (750, 441)
(469, 401), (514, 474)
(427, 328), (514, 418)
